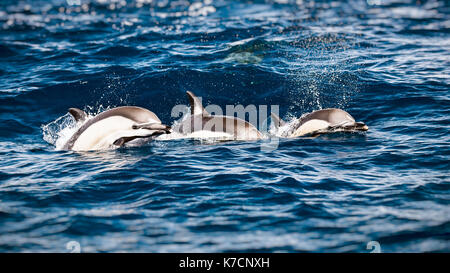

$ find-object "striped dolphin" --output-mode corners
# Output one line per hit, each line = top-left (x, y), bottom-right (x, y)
(62, 106), (170, 151)
(271, 108), (368, 137)
(170, 91), (263, 140)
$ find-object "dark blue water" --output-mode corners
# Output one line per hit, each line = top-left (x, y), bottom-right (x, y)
(0, 0), (449, 252)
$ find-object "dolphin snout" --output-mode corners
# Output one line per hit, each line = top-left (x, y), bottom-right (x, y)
(162, 125), (171, 133)
(149, 124), (172, 137)
(337, 121), (368, 132)
(132, 122), (171, 132)
(152, 124), (171, 134)
(354, 122), (369, 131)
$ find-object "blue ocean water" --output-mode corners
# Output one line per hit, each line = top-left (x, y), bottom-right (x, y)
(0, 0), (449, 252)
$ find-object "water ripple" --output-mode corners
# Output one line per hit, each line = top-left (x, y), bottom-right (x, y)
(0, 0), (448, 252)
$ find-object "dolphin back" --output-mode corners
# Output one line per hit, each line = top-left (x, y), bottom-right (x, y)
(299, 108), (355, 127)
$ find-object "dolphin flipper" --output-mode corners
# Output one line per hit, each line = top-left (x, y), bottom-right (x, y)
(113, 136), (135, 146)
(271, 113), (286, 129)
(186, 91), (209, 116)
(68, 108), (87, 123)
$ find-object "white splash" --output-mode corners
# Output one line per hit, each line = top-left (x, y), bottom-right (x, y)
(41, 106), (110, 150)
(269, 114), (302, 138)
(42, 113), (81, 150)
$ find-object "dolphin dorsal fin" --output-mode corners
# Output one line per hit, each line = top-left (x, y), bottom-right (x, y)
(186, 91), (209, 116)
(271, 113), (286, 129)
(68, 108), (87, 123)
